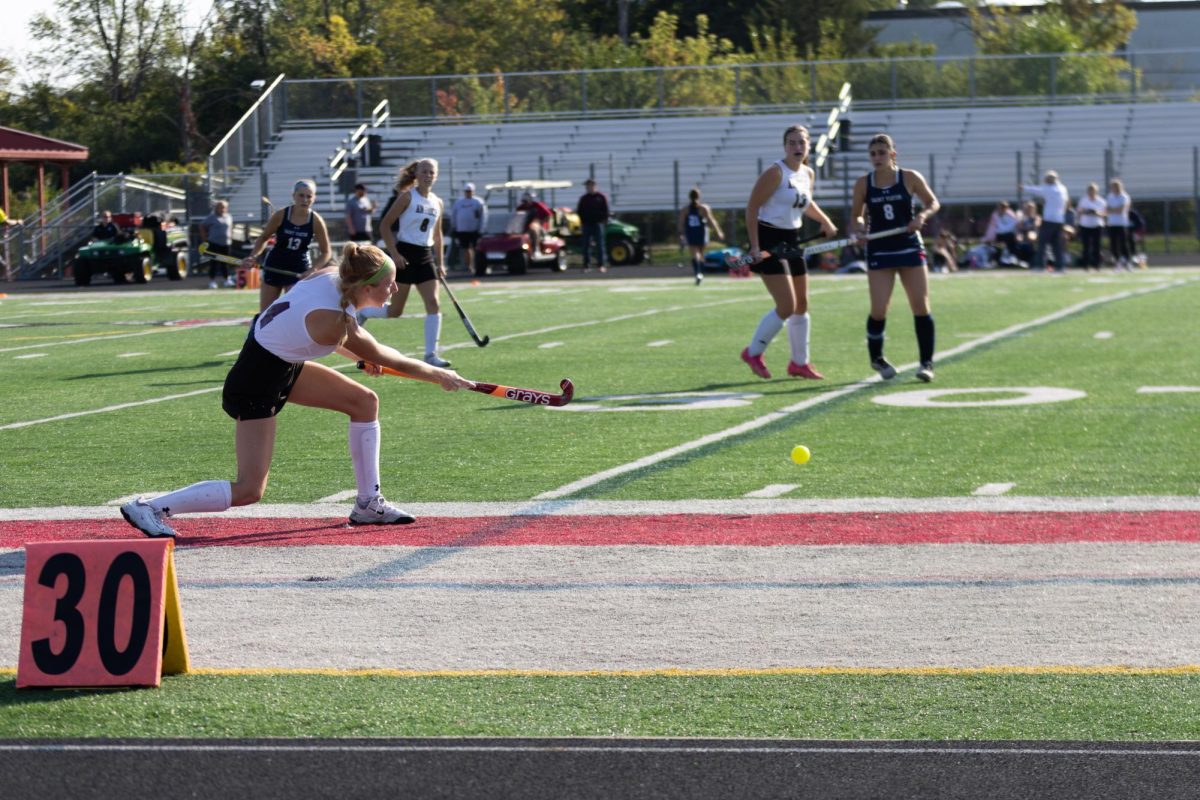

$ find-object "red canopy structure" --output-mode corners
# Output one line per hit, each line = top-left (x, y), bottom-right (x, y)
(0, 126), (89, 217)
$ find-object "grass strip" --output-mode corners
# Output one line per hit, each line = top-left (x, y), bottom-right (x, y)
(3, 673), (1200, 739)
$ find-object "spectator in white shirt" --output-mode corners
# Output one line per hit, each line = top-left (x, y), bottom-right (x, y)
(1106, 178), (1133, 271)
(1022, 170), (1070, 273)
(983, 200), (1020, 260)
(450, 182), (487, 273)
(1074, 183), (1106, 272)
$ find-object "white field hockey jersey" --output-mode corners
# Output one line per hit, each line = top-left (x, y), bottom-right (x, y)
(397, 190), (442, 246)
(757, 160), (811, 229)
(254, 272), (356, 363)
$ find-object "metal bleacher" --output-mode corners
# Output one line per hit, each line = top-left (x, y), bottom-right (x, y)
(225, 100), (1200, 223)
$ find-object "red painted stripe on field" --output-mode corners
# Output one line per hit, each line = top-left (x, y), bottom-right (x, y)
(0, 512), (1197, 548)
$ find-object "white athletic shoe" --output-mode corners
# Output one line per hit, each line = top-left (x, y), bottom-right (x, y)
(349, 494), (416, 525)
(424, 353), (451, 368)
(120, 498), (177, 538)
(223, 277), (236, 287)
(915, 362), (935, 383)
(208, 280), (218, 289)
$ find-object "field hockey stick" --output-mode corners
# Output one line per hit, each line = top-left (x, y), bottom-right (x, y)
(198, 243), (298, 278)
(724, 231), (826, 269)
(801, 226), (910, 257)
(358, 361), (574, 407)
(436, 272), (490, 347)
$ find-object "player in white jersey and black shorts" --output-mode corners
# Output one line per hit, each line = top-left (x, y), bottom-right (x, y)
(740, 124), (838, 381)
(849, 133), (941, 383)
(120, 243), (474, 538)
(241, 179), (332, 312)
(359, 158), (451, 367)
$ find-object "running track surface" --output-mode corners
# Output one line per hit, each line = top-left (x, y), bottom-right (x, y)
(3, 508), (1199, 671)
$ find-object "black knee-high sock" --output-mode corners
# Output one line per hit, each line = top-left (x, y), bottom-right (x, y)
(693, 257), (704, 277)
(866, 316), (886, 360)
(914, 314), (935, 364)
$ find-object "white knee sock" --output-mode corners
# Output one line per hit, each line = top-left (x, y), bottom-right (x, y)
(787, 312), (811, 365)
(349, 420), (382, 502)
(358, 304), (389, 319)
(748, 310), (785, 356)
(424, 313), (442, 356)
(149, 481), (232, 517)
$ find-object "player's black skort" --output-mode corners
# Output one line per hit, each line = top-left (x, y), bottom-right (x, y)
(395, 241), (437, 285)
(222, 329), (303, 420)
(750, 222), (808, 276)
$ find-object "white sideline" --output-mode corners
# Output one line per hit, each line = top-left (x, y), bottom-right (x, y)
(535, 277), (1199, 500)
(3, 495), (1200, 521)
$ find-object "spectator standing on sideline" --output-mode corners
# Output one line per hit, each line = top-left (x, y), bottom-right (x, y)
(200, 200), (236, 288)
(576, 178), (610, 273)
(1106, 178), (1134, 271)
(450, 182), (486, 273)
(1021, 170), (1069, 273)
(92, 210), (118, 241)
(1074, 183), (1106, 272)
(678, 188), (724, 286)
(344, 183), (376, 242)
(740, 124), (837, 381)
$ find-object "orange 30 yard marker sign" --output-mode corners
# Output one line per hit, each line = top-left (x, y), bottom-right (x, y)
(17, 539), (189, 689)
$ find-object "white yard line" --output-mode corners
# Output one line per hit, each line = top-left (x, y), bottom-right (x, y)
(744, 484), (798, 499)
(0, 388), (222, 431)
(973, 483), (1016, 496)
(0, 318), (246, 353)
(536, 277), (1198, 500)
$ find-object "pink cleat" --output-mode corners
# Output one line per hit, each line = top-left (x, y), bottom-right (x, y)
(740, 347), (772, 379)
(787, 361), (824, 379)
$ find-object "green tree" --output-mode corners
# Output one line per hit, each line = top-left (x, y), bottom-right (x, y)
(967, 0), (1137, 98)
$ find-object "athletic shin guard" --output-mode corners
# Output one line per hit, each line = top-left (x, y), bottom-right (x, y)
(424, 313), (443, 356)
(866, 316), (886, 361)
(914, 314), (935, 364)
(787, 313), (811, 365)
(348, 420), (382, 501)
(748, 310), (785, 356)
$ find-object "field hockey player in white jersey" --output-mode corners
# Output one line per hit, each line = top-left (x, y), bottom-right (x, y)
(359, 158), (451, 367)
(849, 133), (941, 383)
(740, 124), (838, 381)
(120, 243), (473, 538)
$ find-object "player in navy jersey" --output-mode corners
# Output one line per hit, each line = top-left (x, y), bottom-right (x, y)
(849, 133), (941, 382)
(242, 179), (332, 311)
(740, 124), (838, 381)
(678, 188), (724, 286)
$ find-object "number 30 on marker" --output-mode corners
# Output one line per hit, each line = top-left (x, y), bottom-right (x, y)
(17, 539), (189, 689)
